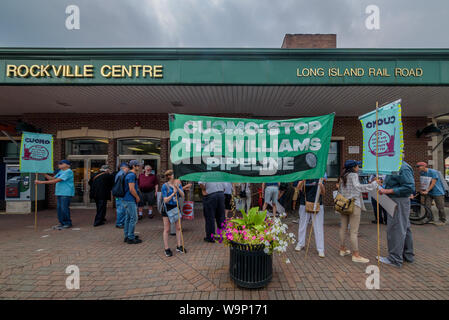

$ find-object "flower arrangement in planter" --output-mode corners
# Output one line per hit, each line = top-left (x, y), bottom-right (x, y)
(215, 207), (296, 288)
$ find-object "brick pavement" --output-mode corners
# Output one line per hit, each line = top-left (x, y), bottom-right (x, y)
(0, 206), (448, 300)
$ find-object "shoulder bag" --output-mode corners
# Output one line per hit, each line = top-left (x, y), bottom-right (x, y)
(334, 181), (354, 215)
(304, 183), (320, 214)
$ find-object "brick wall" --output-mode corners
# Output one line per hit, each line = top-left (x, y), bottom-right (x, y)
(0, 113), (430, 208)
(281, 34), (337, 48)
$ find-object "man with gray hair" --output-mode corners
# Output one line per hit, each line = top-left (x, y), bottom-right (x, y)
(89, 164), (114, 227)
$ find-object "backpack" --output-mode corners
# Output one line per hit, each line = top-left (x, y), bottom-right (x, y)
(112, 172), (129, 198)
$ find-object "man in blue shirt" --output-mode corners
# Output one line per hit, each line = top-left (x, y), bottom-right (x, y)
(378, 161), (415, 267)
(417, 162), (446, 225)
(122, 160), (142, 244)
(35, 159), (75, 229)
(114, 163), (129, 228)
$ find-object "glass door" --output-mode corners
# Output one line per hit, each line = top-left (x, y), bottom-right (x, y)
(70, 159), (85, 205)
(67, 156), (107, 207)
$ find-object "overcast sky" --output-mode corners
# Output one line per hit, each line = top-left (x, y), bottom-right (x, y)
(0, 0), (448, 48)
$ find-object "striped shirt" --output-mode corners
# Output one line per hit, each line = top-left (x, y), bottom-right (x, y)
(340, 173), (378, 209)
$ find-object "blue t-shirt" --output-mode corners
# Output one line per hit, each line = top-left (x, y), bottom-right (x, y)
(421, 168), (445, 196)
(162, 183), (183, 206)
(55, 169), (75, 197)
(123, 172), (137, 202)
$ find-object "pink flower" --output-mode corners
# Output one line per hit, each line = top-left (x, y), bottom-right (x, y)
(260, 237), (264, 241)
(252, 236), (256, 240)
(242, 225), (246, 229)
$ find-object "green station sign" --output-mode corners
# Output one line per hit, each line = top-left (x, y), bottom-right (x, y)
(1, 48), (449, 85)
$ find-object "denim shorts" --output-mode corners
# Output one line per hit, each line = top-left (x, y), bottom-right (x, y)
(264, 186), (279, 204)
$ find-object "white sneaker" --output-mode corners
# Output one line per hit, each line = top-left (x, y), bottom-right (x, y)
(295, 244), (304, 252)
(339, 249), (351, 257)
(318, 252), (325, 258)
(352, 255), (369, 263)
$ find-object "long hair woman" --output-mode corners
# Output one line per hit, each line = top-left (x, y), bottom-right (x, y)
(161, 170), (186, 257)
(295, 179), (326, 257)
(338, 160), (378, 263)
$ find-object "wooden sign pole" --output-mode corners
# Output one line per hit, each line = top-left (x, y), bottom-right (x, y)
(35, 173), (38, 231)
(375, 102), (381, 267)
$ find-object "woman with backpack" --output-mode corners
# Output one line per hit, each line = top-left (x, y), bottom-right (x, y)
(337, 160), (379, 263)
(161, 170), (186, 257)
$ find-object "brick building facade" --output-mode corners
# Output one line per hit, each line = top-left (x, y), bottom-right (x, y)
(1, 34), (446, 211)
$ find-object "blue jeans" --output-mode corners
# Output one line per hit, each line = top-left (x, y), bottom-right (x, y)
(123, 200), (137, 240)
(115, 198), (125, 227)
(57, 196), (72, 226)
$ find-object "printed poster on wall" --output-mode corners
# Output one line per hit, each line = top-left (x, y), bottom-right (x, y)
(359, 99), (404, 174)
(169, 113), (335, 182)
(19, 131), (54, 173)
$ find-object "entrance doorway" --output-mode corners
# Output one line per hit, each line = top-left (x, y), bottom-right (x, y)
(65, 138), (109, 207)
(68, 157), (108, 207)
(117, 138), (161, 174)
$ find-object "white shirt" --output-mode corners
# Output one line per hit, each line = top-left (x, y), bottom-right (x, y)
(223, 182), (233, 195)
(340, 173), (378, 210)
(198, 182), (225, 195)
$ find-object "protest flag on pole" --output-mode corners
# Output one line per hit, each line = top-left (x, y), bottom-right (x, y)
(19, 131), (54, 231)
(359, 99), (404, 175)
(359, 99), (403, 267)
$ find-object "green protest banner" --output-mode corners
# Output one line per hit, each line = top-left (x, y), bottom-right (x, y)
(169, 113), (335, 182)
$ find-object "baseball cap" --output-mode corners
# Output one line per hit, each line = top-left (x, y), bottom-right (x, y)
(416, 162), (427, 167)
(344, 160), (362, 169)
(58, 159), (71, 166)
(119, 162), (129, 168)
(128, 160), (140, 167)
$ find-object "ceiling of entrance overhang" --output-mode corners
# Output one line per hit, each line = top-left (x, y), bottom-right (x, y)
(0, 85), (448, 117)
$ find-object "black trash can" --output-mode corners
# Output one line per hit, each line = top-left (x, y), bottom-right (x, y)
(229, 241), (273, 289)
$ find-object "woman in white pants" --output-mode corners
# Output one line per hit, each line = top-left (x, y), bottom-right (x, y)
(295, 179), (325, 257)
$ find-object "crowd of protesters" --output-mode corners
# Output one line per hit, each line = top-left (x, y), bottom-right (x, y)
(36, 157), (448, 264)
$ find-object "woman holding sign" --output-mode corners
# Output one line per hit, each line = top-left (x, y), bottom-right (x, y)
(160, 170), (186, 257)
(337, 160), (378, 264)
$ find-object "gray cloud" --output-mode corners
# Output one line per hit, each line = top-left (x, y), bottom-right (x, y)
(0, 0), (448, 47)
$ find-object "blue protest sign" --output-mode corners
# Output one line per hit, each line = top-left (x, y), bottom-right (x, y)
(359, 100), (404, 174)
(19, 132), (54, 173)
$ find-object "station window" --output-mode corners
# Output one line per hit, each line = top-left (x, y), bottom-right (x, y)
(0, 141), (20, 160)
(118, 139), (161, 156)
(326, 141), (340, 178)
(66, 139), (109, 156)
